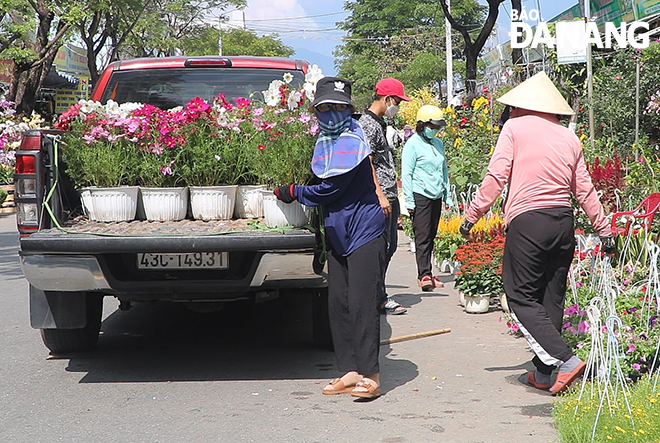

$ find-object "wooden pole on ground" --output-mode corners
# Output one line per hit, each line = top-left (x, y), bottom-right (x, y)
(380, 328), (451, 346)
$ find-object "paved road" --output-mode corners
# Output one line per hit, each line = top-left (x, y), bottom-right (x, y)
(0, 213), (558, 442)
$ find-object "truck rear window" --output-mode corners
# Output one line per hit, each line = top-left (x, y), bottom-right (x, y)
(100, 68), (306, 109)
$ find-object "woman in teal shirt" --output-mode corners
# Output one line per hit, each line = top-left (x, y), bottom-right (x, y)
(401, 105), (453, 291)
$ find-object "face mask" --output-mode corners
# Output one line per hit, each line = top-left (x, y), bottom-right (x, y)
(423, 126), (439, 139)
(384, 97), (399, 118)
(316, 109), (352, 135)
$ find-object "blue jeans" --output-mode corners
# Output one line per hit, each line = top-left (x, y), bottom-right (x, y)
(380, 198), (400, 304)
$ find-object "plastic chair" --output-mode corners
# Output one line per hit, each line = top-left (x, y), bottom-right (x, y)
(610, 193), (660, 235)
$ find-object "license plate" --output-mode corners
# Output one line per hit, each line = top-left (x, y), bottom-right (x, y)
(137, 252), (229, 269)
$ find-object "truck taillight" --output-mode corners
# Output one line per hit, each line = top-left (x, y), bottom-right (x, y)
(15, 155), (36, 174)
(17, 203), (39, 225)
(14, 150), (43, 236)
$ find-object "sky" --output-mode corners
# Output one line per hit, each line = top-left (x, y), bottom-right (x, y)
(222, 0), (581, 76)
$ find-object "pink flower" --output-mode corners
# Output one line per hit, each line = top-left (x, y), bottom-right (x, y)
(160, 160), (175, 176)
(298, 113), (311, 123)
(633, 363), (641, 370)
(235, 97), (251, 109)
(627, 344), (636, 353)
(565, 304), (579, 315)
(577, 321), (589, 334)
(253, 107), (264, 117)
(186, 97), (212, 113)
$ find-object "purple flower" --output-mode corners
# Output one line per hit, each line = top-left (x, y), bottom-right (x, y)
(577, 321), (589, 334)
(633, 363), (641, 371)
(629, 307), (637, 313)
(565, 304), (579, 315)
(627, 344), (636, 353)
(563, 322), (572, 330)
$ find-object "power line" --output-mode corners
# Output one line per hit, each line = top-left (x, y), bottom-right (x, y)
(243, 11), (348, 22)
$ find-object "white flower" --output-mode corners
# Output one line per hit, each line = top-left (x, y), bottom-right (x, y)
(303, 64), (324, 101)
(287, 90), (302, 110)
(283, 72), (294, 84)
(214, 155), (221, 161)
(265, 88), (282, 107)
(78, 99), (101, 115)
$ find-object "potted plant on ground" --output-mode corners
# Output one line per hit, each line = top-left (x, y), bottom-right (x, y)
(453, 236), (505, 313)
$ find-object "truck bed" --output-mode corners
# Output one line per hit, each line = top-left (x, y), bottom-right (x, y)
(20, 217), (317, 254)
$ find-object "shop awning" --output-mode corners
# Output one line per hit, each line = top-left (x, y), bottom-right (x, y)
(42, 68), (79, 89)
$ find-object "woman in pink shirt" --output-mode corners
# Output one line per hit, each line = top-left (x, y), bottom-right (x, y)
(460, 72), (614, 395)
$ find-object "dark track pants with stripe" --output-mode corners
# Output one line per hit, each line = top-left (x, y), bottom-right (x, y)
(503, 208), (576, 375)
(328, 234), (386, 376)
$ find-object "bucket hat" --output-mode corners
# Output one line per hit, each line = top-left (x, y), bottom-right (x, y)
(312, 77), (353, 107)
(496, 71), (575, 115)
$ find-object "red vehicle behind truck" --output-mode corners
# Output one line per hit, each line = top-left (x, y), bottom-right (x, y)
(14, 56), (331, 354)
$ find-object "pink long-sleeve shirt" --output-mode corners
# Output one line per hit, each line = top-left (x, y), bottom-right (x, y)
(465, 113), (611, 236)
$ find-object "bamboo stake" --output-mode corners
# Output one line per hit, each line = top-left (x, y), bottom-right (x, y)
(380, 328), (451, 346)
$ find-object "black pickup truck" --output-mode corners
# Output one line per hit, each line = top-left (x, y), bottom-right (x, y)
(15, 56), (330, 353)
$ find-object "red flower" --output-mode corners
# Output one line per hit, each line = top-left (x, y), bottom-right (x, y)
(257, 144), (267, 151)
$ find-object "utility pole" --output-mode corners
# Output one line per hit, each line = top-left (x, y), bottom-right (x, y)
(445, 0), (453, 105)
(584, 0), (595, 151)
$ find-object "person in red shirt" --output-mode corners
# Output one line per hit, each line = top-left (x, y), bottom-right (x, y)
(460, 72), (615, 395)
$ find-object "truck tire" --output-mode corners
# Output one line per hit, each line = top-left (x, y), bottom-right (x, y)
(312, 288), (333, 350)
(40, 294), (104, 353)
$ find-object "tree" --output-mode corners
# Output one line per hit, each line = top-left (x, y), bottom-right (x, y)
(179, 28), (294, 57)
(439, 0), (503, 96)
(335, 0), (484, 105)
(0, 0), (88, 116)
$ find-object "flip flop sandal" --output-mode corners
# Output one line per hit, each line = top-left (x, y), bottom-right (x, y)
(322, 378), (356, 395)
(550, 361), (587, 395)
(383, 299), (407, 315)
(526, 371), (551, 390)
(351, 378), (381, 399)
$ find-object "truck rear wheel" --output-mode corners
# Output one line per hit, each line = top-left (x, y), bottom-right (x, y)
(40, 294), (104, 353)
(312, 288), (333, 350)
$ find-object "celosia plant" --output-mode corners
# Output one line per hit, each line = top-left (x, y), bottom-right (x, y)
(586, 154), (625, 213)
(453, 236), (505, 297)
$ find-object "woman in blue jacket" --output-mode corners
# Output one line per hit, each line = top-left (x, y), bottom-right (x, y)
(274, 77), (386, 400)
(401, 105), (452, 291)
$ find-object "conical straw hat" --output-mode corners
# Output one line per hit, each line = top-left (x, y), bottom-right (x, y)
(497, 71), (575, 115)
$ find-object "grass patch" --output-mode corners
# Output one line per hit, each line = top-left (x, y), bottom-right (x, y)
(553, 376), (660, 442)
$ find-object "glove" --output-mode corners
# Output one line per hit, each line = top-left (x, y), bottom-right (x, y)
(460, 219), (474, 237)
(599, 236), (616, 255)
(273, 184), (296, 203)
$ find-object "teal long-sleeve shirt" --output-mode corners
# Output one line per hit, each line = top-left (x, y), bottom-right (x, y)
(401, 133), (453, 210)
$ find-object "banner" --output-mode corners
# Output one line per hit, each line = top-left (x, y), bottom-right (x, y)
(55, 76), (89, 114)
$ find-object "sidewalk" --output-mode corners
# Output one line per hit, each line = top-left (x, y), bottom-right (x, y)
(377, 233), (558, 443)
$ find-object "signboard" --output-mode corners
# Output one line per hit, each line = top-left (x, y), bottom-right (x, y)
(550, 0), (660, 24)
(556, 21), (588, 64)
(53, 45), (88, 76)
(55, 76), (89, 114)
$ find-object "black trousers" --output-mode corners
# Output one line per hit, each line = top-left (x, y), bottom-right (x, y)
(328, 234), (386, 376)
(412, 193), (442, 279)
(503, 208), (576, 375)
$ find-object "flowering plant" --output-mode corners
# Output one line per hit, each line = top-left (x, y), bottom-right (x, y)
(453, 235), (505, 297)
(433, 213), (504, 263)
(56, 68), (325, 189)
(0, 101), (46, 184)
(443, 93), (502, 192)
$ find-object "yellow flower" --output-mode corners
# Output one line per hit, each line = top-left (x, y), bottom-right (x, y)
(489, 145), (494, 156)
(478, 121), (484, 127)
(615, 426), (626, 433)
(606, 436), (612, 440)
(579, 133), (587, 141)
(454, 138), (462, 149)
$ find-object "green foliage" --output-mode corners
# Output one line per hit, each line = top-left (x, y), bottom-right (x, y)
(553, 377), (660, 443)
(60, 136), (140, 188)
(0, 187), (7, 205)
(179, 28), (294, 58)
(443, 95), (502, 191)
(336, 0), (485, 103)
